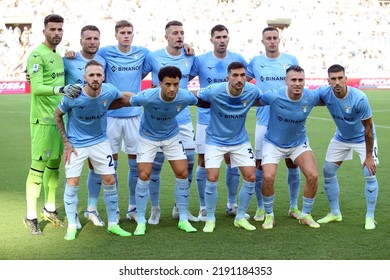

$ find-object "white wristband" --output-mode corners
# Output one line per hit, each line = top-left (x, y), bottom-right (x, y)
(53, 86), (63, 95)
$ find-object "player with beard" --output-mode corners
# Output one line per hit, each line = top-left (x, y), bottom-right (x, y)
(24, 14), (82, 235)
(54, 60), (133, 240)
(63, 25), (107, 227)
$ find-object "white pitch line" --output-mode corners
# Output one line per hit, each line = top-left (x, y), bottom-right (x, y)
(309, 116), (332, 122)
(373, 124), (390, 129)
(308, 116), (390, 129)
(372, 109), (390, 113)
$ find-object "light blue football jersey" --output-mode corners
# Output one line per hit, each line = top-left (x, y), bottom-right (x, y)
(58, 83), (122, 148)
(98, 45), (149, 118)
(198, 82), (261, 146)
(247, 53), (299, 126)
(130, 87), (198, 141)
(143, 48), (195, 125)
(63, 51), (106, 85)
(260, 87), (319, 148)
(190, 51), (248, 125)
(316, 85), (373, 143)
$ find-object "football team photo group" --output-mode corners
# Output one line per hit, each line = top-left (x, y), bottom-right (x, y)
(23, 13), (379, 242)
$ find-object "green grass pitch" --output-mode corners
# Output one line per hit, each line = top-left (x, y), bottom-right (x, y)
(0, 90), (389, 260)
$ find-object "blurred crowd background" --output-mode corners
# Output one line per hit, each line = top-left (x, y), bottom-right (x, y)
(1, 0), (389, 80)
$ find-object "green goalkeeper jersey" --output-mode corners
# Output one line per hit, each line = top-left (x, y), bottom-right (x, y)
(27, 43), (65, 125)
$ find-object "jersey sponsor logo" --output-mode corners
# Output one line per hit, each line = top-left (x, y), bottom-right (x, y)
(332, 114), (354, 122)
(208, 78), (227, 84)
(218, 111), (246, 119)
(278, 116), (305, 124)
(110, 65), (141, 72)
(84, 112), (106, 120)
(150, 115), (173, 121)
(260, 76), (285, 82)
(51, 71), (65, 79)
(155, 116), (172, 121)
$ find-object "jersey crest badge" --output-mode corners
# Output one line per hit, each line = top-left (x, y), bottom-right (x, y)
(302, 105), (308, 113)
(176, 105), (181, 112)
(345, 105), (351, 113)
(33, 64), (39, 73)
(102, 99), (108, 107)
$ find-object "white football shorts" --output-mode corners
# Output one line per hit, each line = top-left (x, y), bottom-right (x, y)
(137, 134), (187, 163)
(205, 142), (255, 169)
(65, 140), (115, 178)
(195, 123), (207, 154)
(107, 115), (140, 155)
(179, 122), (196, 150)
(325, 138), (379, 165)
(254, 124), (267, 159)
(261, 140), (313, 165)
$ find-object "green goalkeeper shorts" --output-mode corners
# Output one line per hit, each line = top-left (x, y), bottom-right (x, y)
(30, 123), (63, 161)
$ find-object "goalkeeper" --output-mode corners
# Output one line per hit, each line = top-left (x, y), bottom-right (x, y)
(24, 14), (82, 235)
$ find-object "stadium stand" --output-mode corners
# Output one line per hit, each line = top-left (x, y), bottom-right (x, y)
(0, 0), (389, 80)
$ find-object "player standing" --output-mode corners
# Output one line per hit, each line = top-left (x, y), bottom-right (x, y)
(63, 25), (107, 226)
(196, 62), (260, 232)
(24, 14), (81, 235)
(316, 64), (379, 230)
(190, 24), (249, 221)
(247, 27), (301, 222)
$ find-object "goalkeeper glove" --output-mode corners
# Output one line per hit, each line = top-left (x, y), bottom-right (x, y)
(53, 84), (82, 99)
